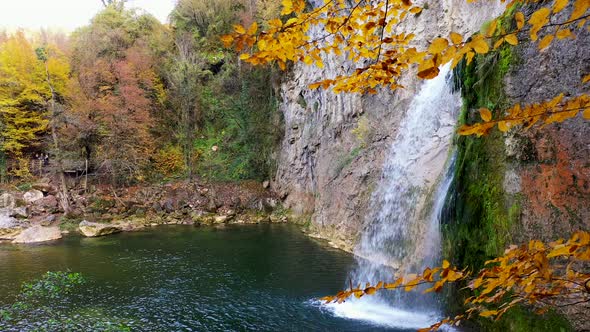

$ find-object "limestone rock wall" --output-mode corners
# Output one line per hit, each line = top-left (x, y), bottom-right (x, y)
(273, 0), (505, 250)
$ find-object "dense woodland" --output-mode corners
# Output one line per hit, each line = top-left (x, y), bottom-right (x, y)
(0, 0), (281, 187)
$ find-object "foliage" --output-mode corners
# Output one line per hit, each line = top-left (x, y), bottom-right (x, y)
(224, 0), (590, 132)
(152, 145), (186, 179)
(19, 271), (85, 301)
(0, 32), (54, 176)
(66, 5), (167, 185)
(0, 271), (133, 331)
(321, 231), (590, 331)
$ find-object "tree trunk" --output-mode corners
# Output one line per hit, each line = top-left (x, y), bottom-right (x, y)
(44, 62), (71, 215)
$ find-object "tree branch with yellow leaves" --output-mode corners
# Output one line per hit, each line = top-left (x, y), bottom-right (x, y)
(320, 231), (590, 331)
(223, 0), (589, 130)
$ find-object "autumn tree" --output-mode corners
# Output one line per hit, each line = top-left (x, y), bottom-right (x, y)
(67, 5), (166, 185)
(34, 46), (72, 213)
(0, 32), (51, 177)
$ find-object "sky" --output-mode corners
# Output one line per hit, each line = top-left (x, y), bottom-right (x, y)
(0, 0), (176, 32)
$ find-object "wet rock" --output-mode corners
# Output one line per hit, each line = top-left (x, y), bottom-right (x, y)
(12, 225), (62, 244)
(78, 220), (122, 237)
(23, 190), (44, 203)
(213, 215), (231, 224)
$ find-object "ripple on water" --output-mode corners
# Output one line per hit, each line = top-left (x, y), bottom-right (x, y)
(0, 225), (436, 331)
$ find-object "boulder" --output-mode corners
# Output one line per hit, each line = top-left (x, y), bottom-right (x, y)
(23, 190), (44, 203)
(78, 220), (122, 237)
(263, 180), (270, 189)
(10, 207), (28, 219)
(0, 227), (22, 241)
(41, 214), (57, 226)
(214, 215), (232, 224)
(0, 193), (16, 209)
(38, 195), (59, 210)
(12, 225), (62, 244)
(32, 182), (56, 195)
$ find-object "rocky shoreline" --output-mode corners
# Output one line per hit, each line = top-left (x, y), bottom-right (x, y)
(0, 179), (295, 244)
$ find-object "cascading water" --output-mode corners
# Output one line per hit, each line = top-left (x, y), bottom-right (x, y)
(327, 64), (461, 329)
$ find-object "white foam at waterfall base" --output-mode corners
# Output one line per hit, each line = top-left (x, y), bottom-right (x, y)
(322, 64), (461, 329)
(325, 297), (441, 330)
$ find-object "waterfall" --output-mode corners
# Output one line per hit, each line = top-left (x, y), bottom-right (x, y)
(327, 64), (461, 329)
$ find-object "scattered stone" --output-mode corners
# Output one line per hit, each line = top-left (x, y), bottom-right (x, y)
(40, 215), (57, 226)
(23, 190), (44, 203)
(263, 180), (270, 189)
(12, 225), (62, 244)
(214, 215), (230, 224)
(78, 220), (122, 237)
(37, 195), (59, 210)
(32, 182), (55, 194)
(10, 207), (28, 219)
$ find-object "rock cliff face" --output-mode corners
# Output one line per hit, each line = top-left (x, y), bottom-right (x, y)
(273, 0), (505, 250)
(503, 6), (590, 244)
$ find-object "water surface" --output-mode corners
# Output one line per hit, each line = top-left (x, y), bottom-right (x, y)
(0, 224), (416, 331)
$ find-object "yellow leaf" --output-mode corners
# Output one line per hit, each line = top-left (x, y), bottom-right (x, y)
(410, 7), (423, 14)
(554, 0), (569, 13)
(234, 24), (246, 34)
(570, 0), (590, 21)
(556, 28), (573, 39)
(547, 245), (572, 258)
(417, 66), (440, 79)
(442, 260), (450, 269)
(285, 17), (299, 27)
(538, 34), (554, 50)
(530, 8), (551, 26)
(486, 19), (498, 37)
(450, 32), (463, 44)
(583, 74), (590, 83)
(281, 0), (294, 16)
(220, 35), (234, 47)
(404, 275), (421, 292)
(320, 296), (334, 303)
(466, 51), (475, 65)
(584, 108), (590, 119)
(493, 38), (505, 49)
(480, 108), (492, 122)
(239, 53), (251, 60)
(429, 38), (449, 54)
(505, 34), (518, 46)
(529, 8), (551, 41)
(515, 12), (525, 30)
(364, 287), (377, 295)
(498, 121), (512, 132)
(480, 310), (498, 318)
(472, 38), (489, 54)
(247, 22), (258, 35)
(385, 277), (404, 289)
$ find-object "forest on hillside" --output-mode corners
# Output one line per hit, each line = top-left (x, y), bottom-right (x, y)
(0, 0), (281, 189)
